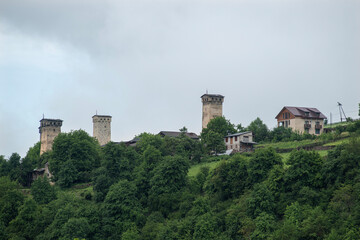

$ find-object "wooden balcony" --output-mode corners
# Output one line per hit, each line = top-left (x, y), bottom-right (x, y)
(304, 124), (311, 129)
(315, 124), (322, 130)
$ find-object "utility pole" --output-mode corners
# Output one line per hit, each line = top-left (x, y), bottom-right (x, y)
(337, 102), (347, 122)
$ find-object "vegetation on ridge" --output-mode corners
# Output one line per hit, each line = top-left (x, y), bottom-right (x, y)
(0, 118), (360, 239)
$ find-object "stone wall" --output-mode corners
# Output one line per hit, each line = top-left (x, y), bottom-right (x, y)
(92, 115), (112, 146)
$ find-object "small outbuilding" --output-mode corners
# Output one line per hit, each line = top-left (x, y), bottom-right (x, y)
(224, 131), (256, 152)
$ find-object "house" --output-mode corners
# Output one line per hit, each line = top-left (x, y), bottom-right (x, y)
(32, 162), (53, 182)
(224, 131), (256, 152)
(158, 131), (199, 140)
(275, 106), (327, 135)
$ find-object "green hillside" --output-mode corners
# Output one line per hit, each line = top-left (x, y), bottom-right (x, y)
(1, 120), (360, 239)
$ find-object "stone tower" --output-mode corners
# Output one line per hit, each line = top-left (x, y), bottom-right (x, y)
(39, 118), (63, 155)
(201, 93), (224, 129)
(92, 115), (112, 146)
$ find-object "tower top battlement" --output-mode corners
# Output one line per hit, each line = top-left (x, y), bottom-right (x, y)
(39, 119), (63, 129)
(92, 115), (112, 123)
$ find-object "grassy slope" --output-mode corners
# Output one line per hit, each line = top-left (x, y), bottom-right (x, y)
(256, 139), (316, 149)
(188, 161), (221, 177)
(188, 135), (346, 176)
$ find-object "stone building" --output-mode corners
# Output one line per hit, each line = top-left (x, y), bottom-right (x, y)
(92, 115), (112, 145)
(201, 93), (224, 129)
(39, 118), (63, 155)
(275, 106), (327, 135)
(224, 131), (256, 152)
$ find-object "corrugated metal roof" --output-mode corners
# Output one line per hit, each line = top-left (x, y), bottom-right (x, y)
(225, 131), (252, 137)
(159, 131), (199, 139)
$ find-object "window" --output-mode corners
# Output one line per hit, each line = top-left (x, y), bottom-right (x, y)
(305, 112), (309, 117)
(225, 137), (228, 142)
(315, 129), (320, 134)
(235, 136), (238, 141)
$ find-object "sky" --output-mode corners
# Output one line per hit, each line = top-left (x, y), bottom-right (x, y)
(0, 0), (359, 158)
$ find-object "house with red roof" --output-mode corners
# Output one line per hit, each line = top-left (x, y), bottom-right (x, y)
(275, 106), (327, 135)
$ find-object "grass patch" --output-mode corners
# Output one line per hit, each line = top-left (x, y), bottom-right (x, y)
(324, 122), (351, 129)
(323, 136), (359, 146)
(257, 139), (316, 149)
(188, 161), (221, 177)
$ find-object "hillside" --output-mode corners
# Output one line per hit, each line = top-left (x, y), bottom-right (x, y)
(1, 121), (360, 239)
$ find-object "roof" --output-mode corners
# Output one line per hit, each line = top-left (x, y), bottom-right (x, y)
(200, 93), (224, 98)
(158, 131), (200, 139)
(240, 141), (257, 144)
(92, 115), (112, 118)
(39, 118), (63, 122)
(275, 106), (327, 119)
(217, 149), (234, 156)
(225, 131), (252, 138)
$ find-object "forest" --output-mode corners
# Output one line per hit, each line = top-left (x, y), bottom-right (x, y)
(1, 117), (360, 240)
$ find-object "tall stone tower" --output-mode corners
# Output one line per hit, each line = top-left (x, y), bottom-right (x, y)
(201, 93), (224, 129)
(92, 115), (112, 146)
(39, 118), (63, 155)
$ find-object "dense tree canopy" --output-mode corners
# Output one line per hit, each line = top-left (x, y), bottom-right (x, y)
(49, 130), (101, 187)
(0, 121), (360, 239)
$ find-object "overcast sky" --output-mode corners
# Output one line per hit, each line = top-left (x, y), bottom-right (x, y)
(1, 0), (359, 158)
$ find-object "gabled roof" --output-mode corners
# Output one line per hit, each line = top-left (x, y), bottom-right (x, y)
(225, 131), (252, 138)
(158, 131), (199, 139)
(275, 106), (327, 119)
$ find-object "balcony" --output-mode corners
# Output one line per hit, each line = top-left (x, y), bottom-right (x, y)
(315, 124), (322, 130)
(304, 124), (311, 129)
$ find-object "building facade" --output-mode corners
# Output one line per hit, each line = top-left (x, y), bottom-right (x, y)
(201, 93), (224, 129)
(39, 118), (63, 155)
(224, 131), (256, 152)
(275, 106), (327, 135)
(92, 115), (112, 145)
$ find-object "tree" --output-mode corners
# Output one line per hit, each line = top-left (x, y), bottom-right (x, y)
(251, 212), (276, 240)
(19, 142), (41, 186)
(60, 217), (91, 240)
(0, 177), (24, 226)
(247, 148), (282, 185)
(49, 130), (101, 187)
(31, 176), (56, 204)
(179, 126), (188, 133)
(103, 180), (145, 238)
(201, 130), (225, 154)
(247, 183), (277, 218)
(284, 150), (323, 204)
(8, 153), (21, 182)
(201, 116), (236, 154)
(236, 123), (246, 132)
(136, 133), (164, 154)
(0, 155), (9, 177)
(247, 117), (269, 142)
(205, 155), (248, 200)
(6, 199), (41, 239)
(148, 155), (189, 214)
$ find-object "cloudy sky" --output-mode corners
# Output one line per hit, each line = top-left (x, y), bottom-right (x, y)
(1, 0), (359, 158)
